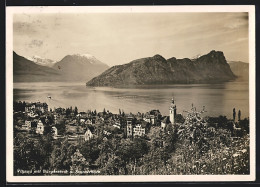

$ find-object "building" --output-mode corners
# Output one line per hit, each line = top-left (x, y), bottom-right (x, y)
(25, 102), (48, 113)
(51, 126), (58, 139)
(84, 128), (93, 141)
(25, 104), (35, 113)
(169, 98), (177, 124)
(150, 115), (155, 125)
(161, 117), (168, 131)
(126, 117), (133, 137)
(68, 135), (78, 142)
(133, 124), (145, 137)
(52, 126), (58, 136)
(80, 118), (86, 123)
(53, 114), (58, 124)
(85, 119), (92, 125)
(36, 120), (44, 134)
(27, 111), (38, 118)
(22, 120), (31, 131)
(113, 121), (121, 129)
(149, 110), (162, 125)
(143, 110), (161, 125)
(143, 115), (151, 123)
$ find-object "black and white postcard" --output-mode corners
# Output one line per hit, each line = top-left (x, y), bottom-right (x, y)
(6, 5), (256, 182)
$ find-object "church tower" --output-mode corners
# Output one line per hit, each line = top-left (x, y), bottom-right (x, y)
(169, 98), (177, 124)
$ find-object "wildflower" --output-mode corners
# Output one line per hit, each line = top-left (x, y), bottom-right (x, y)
(233, 153), (239, 157)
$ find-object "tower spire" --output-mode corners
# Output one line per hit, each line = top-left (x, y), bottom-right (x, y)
(169, 98), (177, 124)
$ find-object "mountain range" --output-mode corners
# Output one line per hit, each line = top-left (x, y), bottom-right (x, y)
(86, 50), (236, 87)
(14, 50), (248, 84)
(13, 52), (109, 82)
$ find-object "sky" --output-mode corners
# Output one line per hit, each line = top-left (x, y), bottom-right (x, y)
(13, 12), (249, 66)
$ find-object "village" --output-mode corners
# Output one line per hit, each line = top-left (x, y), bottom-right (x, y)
(14, 98), (185, 143)
(13, 98), (250, 175)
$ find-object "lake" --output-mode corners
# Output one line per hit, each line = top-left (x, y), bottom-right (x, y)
(13, 80), (249, 119)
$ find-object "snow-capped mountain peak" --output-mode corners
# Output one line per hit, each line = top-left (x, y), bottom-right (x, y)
(26, 55), (56, 67)
(75, 53), (95, 59)
(71, 53), (102, 64)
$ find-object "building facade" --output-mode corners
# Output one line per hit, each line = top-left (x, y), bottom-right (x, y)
(84, 129), (93, 141)
(36, 120), (44, 134)
(133, 124), (145, 137)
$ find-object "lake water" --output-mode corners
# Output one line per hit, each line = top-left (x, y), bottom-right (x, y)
(13, 80), (249, 119)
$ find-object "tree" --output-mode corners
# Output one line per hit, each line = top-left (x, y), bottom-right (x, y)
(14, 133), (48, 174)
(115, 139), (133, 174)
(238, 110), (241, 121)
(238, 118), (249, 135)
(66, 108), (71, 117)
(70, 149), (89, 175)
(74, 107), (78, 116)
(132, 138), (149, 160)
(164, 124), (178, 152)
(49, 139), (76, 171)
(207, 115), (229, 129)
(233, 108), (236, 121)
(43, 124), (52, 135)
(79, 138), (100, 164)
(175, 114), (185, 123)
(47, 115), (54, 125)
(55, 120), (66, 135)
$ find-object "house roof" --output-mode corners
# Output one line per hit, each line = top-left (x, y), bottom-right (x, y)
(85, 128), (93, 134)
(135, 121), (148, 128)
(162, 116), (169, 123)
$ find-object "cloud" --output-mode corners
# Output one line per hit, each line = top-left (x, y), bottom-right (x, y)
(225, 20), (248, 30)
(13, 19), (47, 36)
(13, 21), (37, 35)
(222, 37), (248, 46)
(13, 12), (249, 65)
(28, 40), (43, 48)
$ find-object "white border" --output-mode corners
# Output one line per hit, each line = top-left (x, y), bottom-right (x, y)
(6, 5), (256, 182)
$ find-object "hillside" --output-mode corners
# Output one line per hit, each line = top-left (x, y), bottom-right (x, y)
(13, 52), (109, 82)
(26, 55), (56, 67)
(13, 52), (62, 82)
(53, 54), (109, 82)
(86, 50), (236, 87)
(228, 61), (249, 80)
